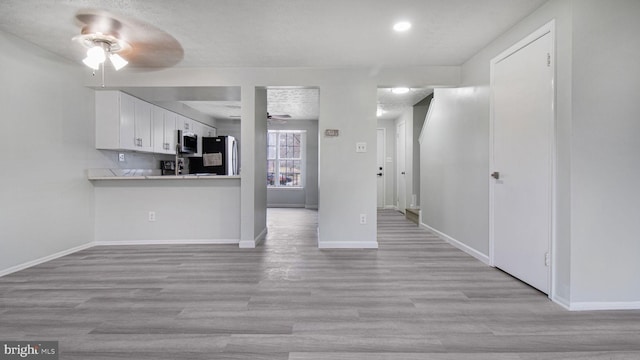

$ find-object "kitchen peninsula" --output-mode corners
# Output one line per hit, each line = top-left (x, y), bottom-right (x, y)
(89, 88), (243, 246)
(89, 169), (241, 245)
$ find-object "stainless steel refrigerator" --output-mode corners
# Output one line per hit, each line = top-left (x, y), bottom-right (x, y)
(192, 135), (238, 175)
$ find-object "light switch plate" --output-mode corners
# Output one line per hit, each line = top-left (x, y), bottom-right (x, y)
(356, 142), (367, 153)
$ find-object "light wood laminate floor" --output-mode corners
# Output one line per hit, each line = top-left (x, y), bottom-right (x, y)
(1, 208), (639, 359)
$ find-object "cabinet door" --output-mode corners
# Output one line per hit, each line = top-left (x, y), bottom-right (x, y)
(177, 115), (192, 132)
(163, 111), (177, 154)
(134, 100), (153, 152)
(191, 121), (203, 156)
(152, 106), (167, 153)
(119, 92), (137, 150)
(204, 125), (217, 137)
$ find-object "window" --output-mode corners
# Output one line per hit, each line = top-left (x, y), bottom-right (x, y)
(267, 130), (305, 187)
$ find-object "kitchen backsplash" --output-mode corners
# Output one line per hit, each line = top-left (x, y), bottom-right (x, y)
(100, 150), (175, 169)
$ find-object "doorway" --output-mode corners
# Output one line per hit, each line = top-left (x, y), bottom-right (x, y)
(490, 21), (555, 294)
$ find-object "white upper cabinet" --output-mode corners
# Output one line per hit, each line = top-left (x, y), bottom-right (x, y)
(133, 99), (153, 152)
(191, 121), (203, 156)
(118, 92), (136, 150)
(96, 91), (153, 152)
(203, 125), (217, 137)
(177, 115), (192, 133)
(152, 107), (177, 154)
(96, 90), (208, 156)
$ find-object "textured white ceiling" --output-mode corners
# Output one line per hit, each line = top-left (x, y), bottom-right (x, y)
(377, 88), (433, 121)
(0, 0), (547, 68)
(179, 88), (320, 121)
(0, 0), (546, 121)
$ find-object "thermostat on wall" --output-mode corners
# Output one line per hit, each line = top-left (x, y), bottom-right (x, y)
(324, 129), (339, 137)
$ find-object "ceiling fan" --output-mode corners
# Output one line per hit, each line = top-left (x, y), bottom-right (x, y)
(72, 9), (183, 83)
(267, 112), (292, 124)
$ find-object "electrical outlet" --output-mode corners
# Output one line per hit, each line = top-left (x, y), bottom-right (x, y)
(359, 214), (367, 224)
(148, 211), (156, 222)
(356, 142), (367, 153)
(118, 153), (125, 162)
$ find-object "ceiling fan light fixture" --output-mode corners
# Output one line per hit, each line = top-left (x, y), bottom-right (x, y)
(109, 53), (128, 70)
(86, 44), (106, 63)
(82, 55), (101, 70)
(74, 31), (131, 71)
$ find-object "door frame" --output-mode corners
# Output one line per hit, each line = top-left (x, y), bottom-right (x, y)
(489, 20), (556, 298)
(395, 121), (406, 213)
(376, 127), (386, 208)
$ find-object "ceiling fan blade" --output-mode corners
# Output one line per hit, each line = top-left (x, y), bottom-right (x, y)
(75, 9), (184, 69)
(267, 113), (292, 120)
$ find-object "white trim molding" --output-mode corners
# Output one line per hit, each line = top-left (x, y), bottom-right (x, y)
(318, 241), (379, 249)
(239, 227), (268, 248)
(267, 204), (305, 208)
(0, 242), (94, 278)
(569, 301), (640, 311)
(95, 239), (239, 246)
(420, 222), (490, 265)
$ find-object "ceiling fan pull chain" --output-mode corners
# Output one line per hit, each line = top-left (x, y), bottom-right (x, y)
(101, 63), (105, 88)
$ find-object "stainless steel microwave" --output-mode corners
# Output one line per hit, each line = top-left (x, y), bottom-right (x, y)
(177, 130), (197, 154)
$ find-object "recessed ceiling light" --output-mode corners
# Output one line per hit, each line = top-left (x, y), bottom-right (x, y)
(391, 87), (410, 94)
(393, 21), (412, 32)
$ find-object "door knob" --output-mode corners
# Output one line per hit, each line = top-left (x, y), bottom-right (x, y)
(377, 173), (383, 177)
(401, 171), (405, 175)
(491, 171), (500, 180)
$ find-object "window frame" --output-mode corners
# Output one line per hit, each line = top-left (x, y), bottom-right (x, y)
(267, 130), (306, 188)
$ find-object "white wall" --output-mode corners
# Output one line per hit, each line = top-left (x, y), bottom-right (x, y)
(253, 88), (268, 243)
(90, 68), (452, 249)
(421, 0), (573, 303)
(267, 120), (319, 208)
(412, 96), (431, 208)
(420, 87), (490, 255)
(420, 0), (640, 308)
(0, 31), (113, 274)
(94, 180), (241, 243)
(570, 0), (640, 305)
(376, 119), (396, 208)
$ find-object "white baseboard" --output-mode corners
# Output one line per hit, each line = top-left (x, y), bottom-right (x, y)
(569, 301), (640, 311)
(239, 227), (268, 249)
(267, 204), (305, 208)
(305, 205), (318, 210)
(419, 222), (490, 265)
(318, 241), (379, 249)
(255, 227), (267, 246)
(551, 295), (571, 310)
(0, 242), (94, 278)
(94, 239), (239, 246)
(383, 206), (397, 210)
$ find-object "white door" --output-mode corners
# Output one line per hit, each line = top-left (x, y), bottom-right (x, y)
(376, 128), (385, 208)
(396, 122), (406, 213)
(491, 25), (554, 294)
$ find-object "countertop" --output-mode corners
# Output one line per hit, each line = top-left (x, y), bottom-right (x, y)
(87, 168), (241, 180)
